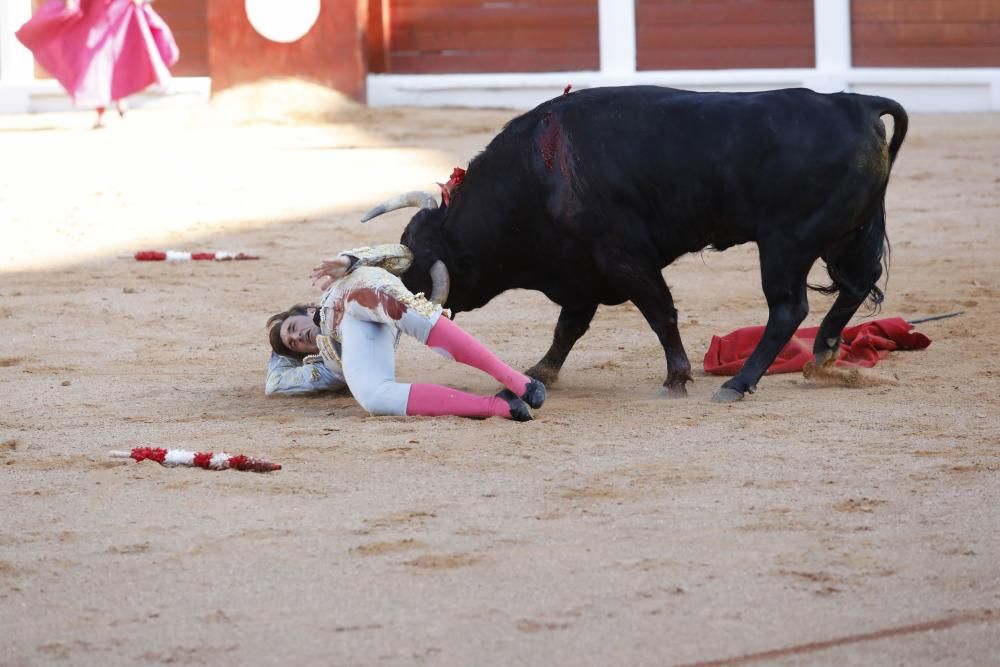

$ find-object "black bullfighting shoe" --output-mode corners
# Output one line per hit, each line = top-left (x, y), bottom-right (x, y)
(520, 378), (546, 410)
(504, 395), (533, 422)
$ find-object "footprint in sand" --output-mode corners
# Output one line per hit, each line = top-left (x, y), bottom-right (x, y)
(403, 553), (482, 569)
(351, 539), (426, 556)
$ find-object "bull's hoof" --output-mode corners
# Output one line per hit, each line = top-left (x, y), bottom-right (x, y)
(711, 387), (745, 403)
(525, 364), (559, 387)
(657, 383), (689, 399)
(520, 378), (547, 410)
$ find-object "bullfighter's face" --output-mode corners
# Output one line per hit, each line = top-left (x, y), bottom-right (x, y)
(280, 313), (319, 356)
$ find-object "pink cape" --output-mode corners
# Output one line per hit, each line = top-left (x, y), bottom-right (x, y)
(703, 317), (932, 376)
(16, 0), (179, 107)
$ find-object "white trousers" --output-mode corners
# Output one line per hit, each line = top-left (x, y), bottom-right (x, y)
(335, 273), (443, 416)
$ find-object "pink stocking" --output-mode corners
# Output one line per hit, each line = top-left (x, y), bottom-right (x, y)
(406, 383), (512, 419)
(424, 317), (531, 396)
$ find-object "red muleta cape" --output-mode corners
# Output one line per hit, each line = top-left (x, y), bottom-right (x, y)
(703, 317), (931, 376)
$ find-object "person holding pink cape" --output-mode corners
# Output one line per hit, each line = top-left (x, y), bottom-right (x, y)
(16, 0), (179, 128)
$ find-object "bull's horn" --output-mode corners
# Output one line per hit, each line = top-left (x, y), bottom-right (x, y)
(361, 191), (438, 223)
(429, 260), (450, 306)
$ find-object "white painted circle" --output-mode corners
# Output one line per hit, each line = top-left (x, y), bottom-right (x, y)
(245, 0), (321, 44)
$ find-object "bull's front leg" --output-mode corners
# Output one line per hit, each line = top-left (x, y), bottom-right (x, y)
(525, 303), (598, 386)
(630, 279), (693, 397)
(713, 246), (812, 402)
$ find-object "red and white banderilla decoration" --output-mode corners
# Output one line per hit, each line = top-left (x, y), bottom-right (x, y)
(109, 447), (281, 472)
(125, 251), (260, 261)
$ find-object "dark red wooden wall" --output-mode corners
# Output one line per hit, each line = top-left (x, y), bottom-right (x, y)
(369, 0), (599, 74)
(852, 0), (1000, 67)
(635, 0), (815, 70)
(206, 0), (367, 99)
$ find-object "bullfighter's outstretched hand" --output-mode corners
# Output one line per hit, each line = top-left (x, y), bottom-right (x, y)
(310, 256), (352, 290)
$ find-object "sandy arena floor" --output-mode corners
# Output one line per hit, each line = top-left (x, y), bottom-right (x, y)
(0, 93), (998, 666)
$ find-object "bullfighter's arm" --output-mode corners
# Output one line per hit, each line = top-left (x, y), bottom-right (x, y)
(338, 244), (414, 275)
(311, 244), (414, 290)
(265, 352), (346, 396)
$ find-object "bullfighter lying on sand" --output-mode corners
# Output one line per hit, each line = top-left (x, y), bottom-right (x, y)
(264, 243), (546, 421)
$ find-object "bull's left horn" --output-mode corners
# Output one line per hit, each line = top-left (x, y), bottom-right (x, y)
(361, 191), (438, 223)
(429, 260), (450, 306)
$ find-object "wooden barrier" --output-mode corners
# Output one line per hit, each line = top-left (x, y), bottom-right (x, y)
(374, 0), (599, 74)
(853, 0), (1000, 67)
(635, 0), (815, 70)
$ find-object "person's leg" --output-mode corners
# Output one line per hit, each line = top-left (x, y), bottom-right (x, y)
(339, 315), (528, 420)
(423, 316), (546, 409)
(339, 316), (409, 415)
(340, 271), (545, 409)
(93, 106), (106, 129)
(115, 99), (127, 118)
(406, 383), (529, 421)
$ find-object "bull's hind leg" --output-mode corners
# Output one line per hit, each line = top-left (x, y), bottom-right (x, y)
(811, 213), (886, 369)
(713, 248), (813, 402)
(812, 292), (870, 369)
(526, 303), (598, 386)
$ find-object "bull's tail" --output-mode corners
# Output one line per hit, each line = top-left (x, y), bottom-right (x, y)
(861, 198), (889, 312)
(885, 99), (908, 169)
(810, 199), (888, 312)
(866, 97), (907, 309)
(869, 95), (908, 171)
(809, 97), (907, 312)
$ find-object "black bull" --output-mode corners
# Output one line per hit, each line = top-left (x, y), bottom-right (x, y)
(362, 86), (908, 402)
